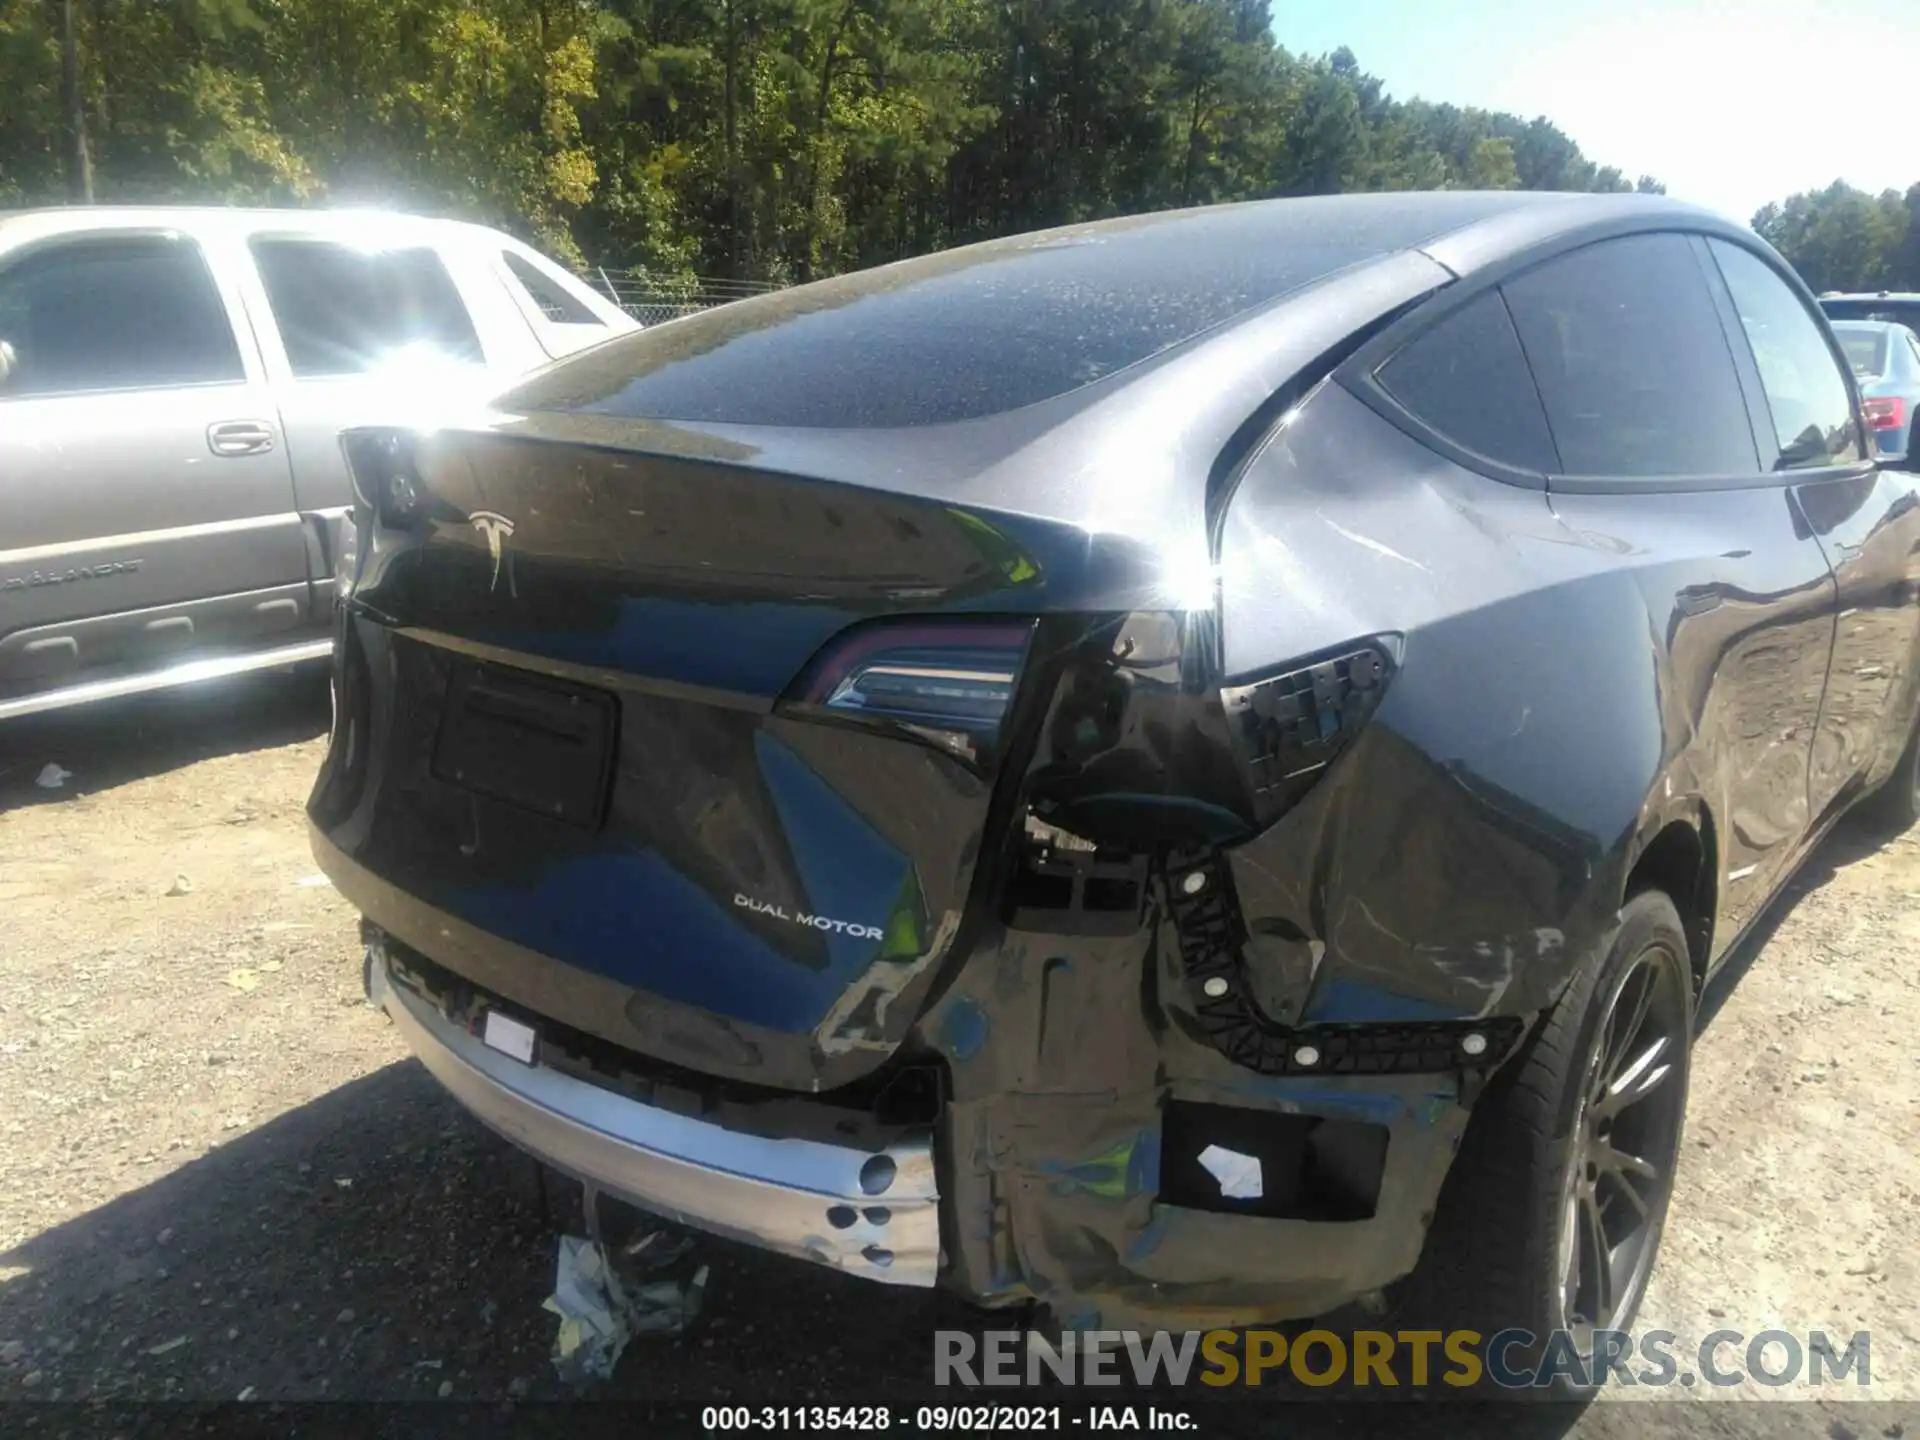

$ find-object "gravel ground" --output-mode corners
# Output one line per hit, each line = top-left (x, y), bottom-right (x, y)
(0, 673), (1915, 1437)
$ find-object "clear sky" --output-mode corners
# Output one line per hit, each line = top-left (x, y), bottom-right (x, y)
(1273, 0), (1919, 224)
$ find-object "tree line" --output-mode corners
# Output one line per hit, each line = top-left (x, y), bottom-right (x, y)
(2, 0), (1669, 285)
(1755, 182), (1920, 295)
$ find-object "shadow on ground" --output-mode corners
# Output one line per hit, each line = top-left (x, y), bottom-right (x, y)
(1696, 809), (1899, 1031)
(0, 665), (330, 814)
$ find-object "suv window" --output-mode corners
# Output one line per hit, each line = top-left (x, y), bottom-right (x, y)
(0, 234), (243, 399)
(1375, 289), (1558, 473)
(503, 252), (603, 326)
(1711, 241), (1862, 470)
(1502, 233), (1758, 478)
(250, 237), (484, 377)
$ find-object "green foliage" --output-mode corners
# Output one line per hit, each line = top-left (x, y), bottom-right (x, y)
(1754, 181), (1920, 293)
(1, 0), (1660, 279)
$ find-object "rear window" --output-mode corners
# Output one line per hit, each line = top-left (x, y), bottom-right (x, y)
(1832, 326), (1889, 378)
(501, 195), (1547, 429)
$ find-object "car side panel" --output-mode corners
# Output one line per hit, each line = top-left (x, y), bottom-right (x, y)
(1217, 376), (1851, 1017)
(1544, 485), (1835, 957)
(1796, 468), (1920, 804)
(1215, 381), (1652, 1023)
(0, 230), (311, 700)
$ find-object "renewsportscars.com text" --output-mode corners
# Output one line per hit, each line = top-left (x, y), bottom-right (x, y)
(934, 1328), (1871, 1391)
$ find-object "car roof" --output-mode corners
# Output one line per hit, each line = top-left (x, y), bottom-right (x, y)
(485, 189), (1760, 573)
(511, 191), (1734, 434)
(1829, 318), (1904, 332)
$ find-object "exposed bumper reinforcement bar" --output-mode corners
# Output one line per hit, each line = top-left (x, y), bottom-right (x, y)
(370, 953), (940, 1288)
(0, 638), (335, 721)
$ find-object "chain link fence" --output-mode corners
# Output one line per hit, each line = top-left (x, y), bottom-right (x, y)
(578, 267), (782, 325)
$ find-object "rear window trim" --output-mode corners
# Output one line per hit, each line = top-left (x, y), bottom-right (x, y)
(1340, 225), (1871, 496)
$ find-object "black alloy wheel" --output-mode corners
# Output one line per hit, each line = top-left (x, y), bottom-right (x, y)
(1557, 935), (1690, 1348)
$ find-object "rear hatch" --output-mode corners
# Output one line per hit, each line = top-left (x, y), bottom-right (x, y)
(313, 426), (1103, 1091)
(306, 202), (1444, 1093)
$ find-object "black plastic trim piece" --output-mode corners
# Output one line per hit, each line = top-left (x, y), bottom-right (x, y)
(1005, 838), (1150, 936)
(1162, 850), (1524, 1078)
(1221, 639), (1395, 828)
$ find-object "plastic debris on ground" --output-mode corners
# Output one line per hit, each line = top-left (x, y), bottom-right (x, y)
(35, 764), (71, 790)
(1196, 1143), (1265, 1199)
(543, 1186), (709, 1385)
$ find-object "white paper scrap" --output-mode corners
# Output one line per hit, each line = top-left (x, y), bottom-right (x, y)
(1196, 1143), (1264, 1200)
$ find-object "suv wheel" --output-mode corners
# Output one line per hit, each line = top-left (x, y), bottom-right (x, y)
(1392, 889), (1694, 1396)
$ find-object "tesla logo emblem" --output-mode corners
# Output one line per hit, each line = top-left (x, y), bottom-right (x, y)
(468, 511), (515, 591)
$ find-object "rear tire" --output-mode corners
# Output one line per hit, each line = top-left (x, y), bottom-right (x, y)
(1389, 890), (1693, 1397)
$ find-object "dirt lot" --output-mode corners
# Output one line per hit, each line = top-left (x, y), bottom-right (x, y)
(0, 673), (1915, 1435)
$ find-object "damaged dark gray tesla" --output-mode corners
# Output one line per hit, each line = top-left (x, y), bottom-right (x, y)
(309, 192), (1920, 1354)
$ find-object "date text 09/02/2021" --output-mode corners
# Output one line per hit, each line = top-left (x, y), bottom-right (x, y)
(700, 1407), (1189, 1431)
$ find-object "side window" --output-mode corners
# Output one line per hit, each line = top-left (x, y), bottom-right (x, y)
(503, 252), (603, 326)
(1502, 233), (1758, 478)
(1375, 290), (1559, 473)
(0, 234), (243, 399)
(250, 238), (484, 377)
(1709, 240), (1862, 470)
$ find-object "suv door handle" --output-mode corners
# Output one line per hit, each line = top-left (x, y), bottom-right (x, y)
(207, 420), (276, 457)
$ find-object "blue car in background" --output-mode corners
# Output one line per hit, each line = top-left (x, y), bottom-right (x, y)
(1828, 318), (1920, 467)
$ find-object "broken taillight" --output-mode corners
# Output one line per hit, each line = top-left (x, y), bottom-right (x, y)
(1220, 639), (1397, 825)
(340, 427), (429, 529)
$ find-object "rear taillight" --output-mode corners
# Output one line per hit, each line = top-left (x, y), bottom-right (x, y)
(340, 428), (428, 528)
(784, 620), (1036, 765)
(1864, 396), (1908, 431)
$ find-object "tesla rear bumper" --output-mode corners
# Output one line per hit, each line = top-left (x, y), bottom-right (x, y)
(368, 950), (940, 1288)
